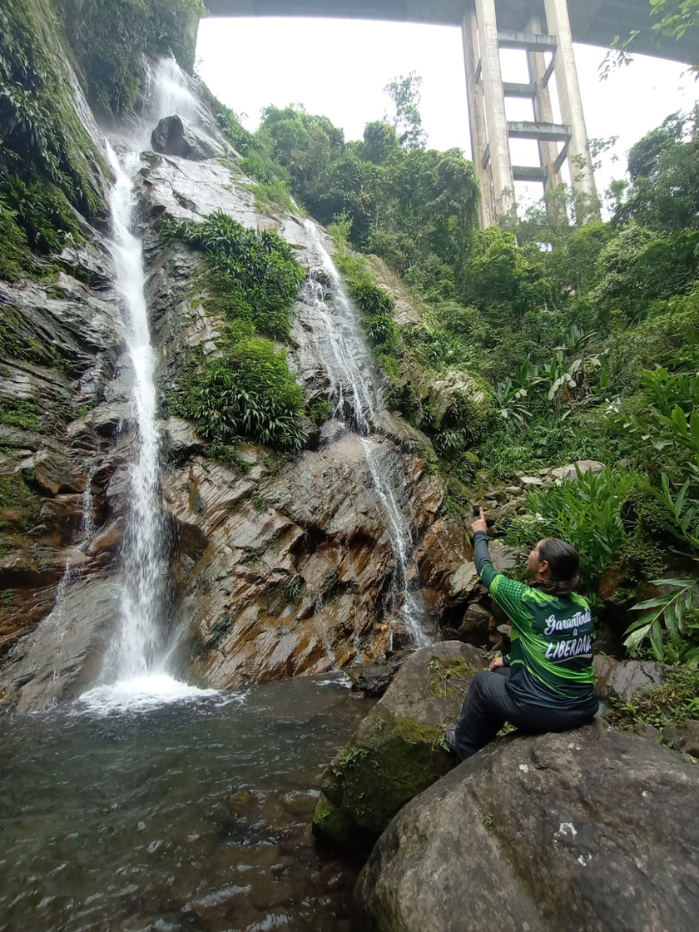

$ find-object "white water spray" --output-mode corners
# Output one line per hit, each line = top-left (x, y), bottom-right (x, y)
(101, 141), (166, 681)
(303, 221), (430, 649)
(85, 59), (220, 710)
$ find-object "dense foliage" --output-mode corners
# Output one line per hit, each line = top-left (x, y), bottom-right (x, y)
(172, 341), (306, 451)
(165, 212), (306, 451)
(164, 211), (305, 341)
(236, 77), (479, 295)
(0, 0), (109, 276)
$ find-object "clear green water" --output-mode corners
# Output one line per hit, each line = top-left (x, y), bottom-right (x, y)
(0, 676), (372, 932)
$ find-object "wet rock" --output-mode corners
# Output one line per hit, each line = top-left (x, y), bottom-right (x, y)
(375, 410), (433, 455)
(416, 516), (471, 594)
(457, 602), (491, 647)
(136, 151), (257, 226)
(448, 560), (480, 603)
(519, 475), (544, 487)
(151, 115), (224, 161)
(489, 539), (518, 572)
(594, 656), (669, 702)
(318, 418), (347, 446)
(92, 402), (134, 437)
(348, 663), (393, 697)
(163, 433), (437, 688)
(355, 722), (699, 932)
(161, 417), (206, 461)
(312, 641), (486, 853)
(634, 722), (660, 742)
(363, 255), (421, 327)
(0, 575), (118, 711)
(662, 720), (699, 758)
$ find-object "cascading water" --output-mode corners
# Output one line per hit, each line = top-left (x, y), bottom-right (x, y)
(101, 141), (166, 682)
(84, 59), (216, 707)
(303, 220), (431, 649)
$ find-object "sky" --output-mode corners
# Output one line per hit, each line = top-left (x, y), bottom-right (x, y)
(195, 16), (698, 209)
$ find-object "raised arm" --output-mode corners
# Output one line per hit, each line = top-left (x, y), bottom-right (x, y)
(469, 507), (530, 628)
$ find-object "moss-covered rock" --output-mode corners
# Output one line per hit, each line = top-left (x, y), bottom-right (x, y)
(312, 641), (486, 853)
(1, 0), (109, 222)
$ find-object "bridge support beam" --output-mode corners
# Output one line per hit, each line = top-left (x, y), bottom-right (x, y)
(526, 12), (563, 194)
(461, 0), (598, 227)
(543, 0), (598, 207)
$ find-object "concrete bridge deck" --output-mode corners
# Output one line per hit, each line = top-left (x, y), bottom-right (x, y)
(203, 0), (698, 64)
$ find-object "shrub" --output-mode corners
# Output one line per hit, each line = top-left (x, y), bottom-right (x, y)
(164, 211), (304, 341)
(1, 1), (107, 218)
(347, 279), (395, 318)
(309, 397), (332, 424)
(0, 198), (29, 280)
(0, 399), (41, 430)
(505, 466), (647, 591)
(177, 339), (306, 450)
(608, 286), (699, 385)
(404, 321), (475, 370)
(0, 176), (81, 254)
(247, 179), (297, 216)
(605, 666), (699, 731)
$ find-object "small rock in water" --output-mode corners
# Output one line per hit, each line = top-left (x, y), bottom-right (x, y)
(348, 664), (393, 697)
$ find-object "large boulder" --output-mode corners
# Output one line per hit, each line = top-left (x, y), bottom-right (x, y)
(150, 115), (223, 161)
(594, 656), (669, 702)
(355, 721), (699, 932)
(426, 369), (491, 431)
(312, 641), (486, 853)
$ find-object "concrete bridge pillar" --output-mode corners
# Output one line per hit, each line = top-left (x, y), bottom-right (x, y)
(526, 12), (563, 193)
(543, 0), (597, 206)
(461, 0), (598, 227)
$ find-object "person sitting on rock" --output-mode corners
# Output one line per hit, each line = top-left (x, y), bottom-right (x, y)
(446, 508), (599, 760)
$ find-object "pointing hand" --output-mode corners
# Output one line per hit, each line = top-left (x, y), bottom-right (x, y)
(471, 507), (488, 535)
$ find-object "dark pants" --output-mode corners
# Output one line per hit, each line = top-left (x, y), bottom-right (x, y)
(453, 667), (598, 761)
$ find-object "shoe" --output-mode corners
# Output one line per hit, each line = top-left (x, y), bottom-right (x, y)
(444, 725), (458, 754)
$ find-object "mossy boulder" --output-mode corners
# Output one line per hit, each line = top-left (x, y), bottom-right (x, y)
(424, 369), (493, 432)
(312, 641), (486, 853)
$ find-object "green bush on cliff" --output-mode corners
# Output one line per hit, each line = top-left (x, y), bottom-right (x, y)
(605, 665), (699, 731)
(164, 211), (304, 341)
(0, 176), (81, 254)
(0, 400), (41, 430)
(0, 199), (30, 281)
(173, 338), (306, 451)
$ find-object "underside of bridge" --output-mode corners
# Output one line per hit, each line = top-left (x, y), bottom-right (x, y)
(203, 0), (698, 65)
(201, 1), (696, 227)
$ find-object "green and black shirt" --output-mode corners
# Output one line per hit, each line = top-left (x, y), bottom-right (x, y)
(474, 531), (597, 710)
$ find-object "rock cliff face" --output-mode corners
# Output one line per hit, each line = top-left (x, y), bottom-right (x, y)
(0, 46), (478, 709)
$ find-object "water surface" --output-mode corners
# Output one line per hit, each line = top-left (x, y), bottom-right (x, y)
(0, 676), (372, 932)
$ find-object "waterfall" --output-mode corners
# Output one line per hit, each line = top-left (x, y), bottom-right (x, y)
(101, 140), (166, 681)
(302, 221), (431, 649)
(84, 59), (215, 706)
